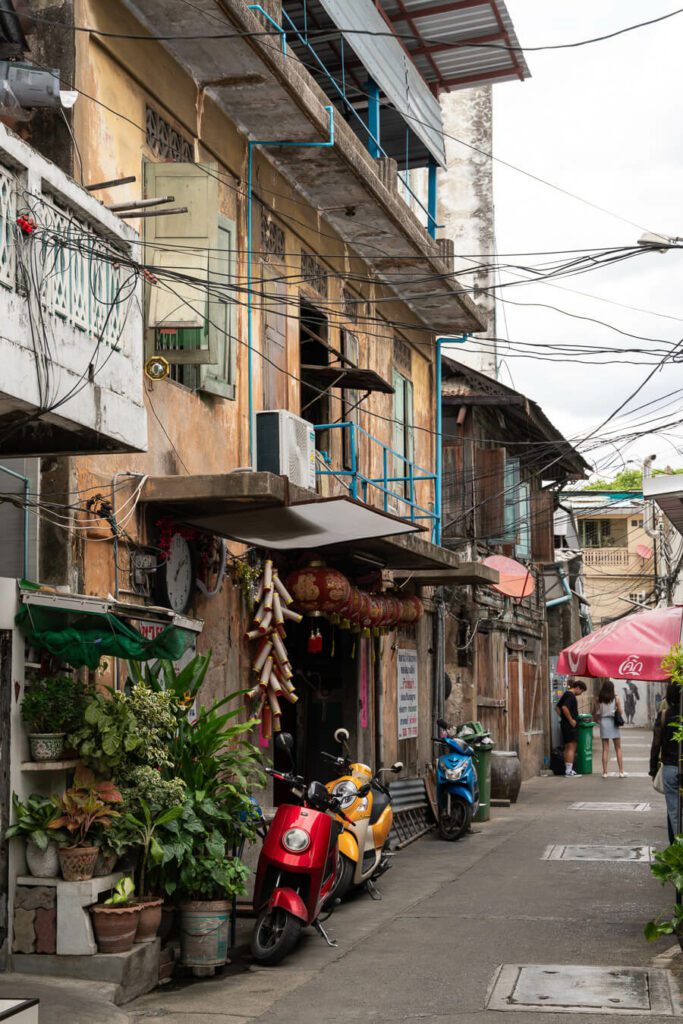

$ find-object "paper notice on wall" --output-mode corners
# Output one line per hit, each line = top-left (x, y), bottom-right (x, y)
(397, 648), (418, 740)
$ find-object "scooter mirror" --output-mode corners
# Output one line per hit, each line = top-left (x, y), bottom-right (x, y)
(391, 762), (403, 773)
(334, 728), (350, 744)
(436, 718), (449, 730)
(275, 731), (295, 767)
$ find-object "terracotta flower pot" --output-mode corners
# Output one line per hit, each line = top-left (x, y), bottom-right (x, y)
(90, 904), (142, 953)
(29, 733), (65, 761)
(133, 896), (164, 942)
(26, 839), (60, 878)
(59, 845), (99, 882)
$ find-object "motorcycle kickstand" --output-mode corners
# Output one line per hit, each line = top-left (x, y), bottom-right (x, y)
(313, 918), (338, 947)
(366, 878), (382, 901)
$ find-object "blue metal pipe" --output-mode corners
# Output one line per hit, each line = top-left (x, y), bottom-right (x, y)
(546, 566), (572, 608)
(246, 105), (335, 466)
(247, 4), (287, 53)
(367, 78), (381, 159)
(427, 158), (438, 240)
(0, 464), (29, 578)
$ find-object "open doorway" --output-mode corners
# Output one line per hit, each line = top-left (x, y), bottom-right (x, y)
(299, 298), (329, 451)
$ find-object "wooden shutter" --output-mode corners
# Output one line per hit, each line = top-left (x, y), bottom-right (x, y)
(200, 217), (236, 399)
(263, 268), (287, 410)
(143, 162), (217, 364)
(442, 443), (466, 539)
(531, 488), (556, 563)
(474, 447), (506, 539)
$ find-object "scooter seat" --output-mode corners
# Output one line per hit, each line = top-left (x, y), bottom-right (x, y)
(369, 789), (390, 824)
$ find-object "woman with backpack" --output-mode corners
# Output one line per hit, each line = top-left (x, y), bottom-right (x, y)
(593, 681), (626, 779)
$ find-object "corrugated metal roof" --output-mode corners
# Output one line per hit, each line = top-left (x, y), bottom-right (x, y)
(378, 0), (531, 91)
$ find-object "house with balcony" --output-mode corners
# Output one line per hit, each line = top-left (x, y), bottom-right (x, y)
(439, 354), (588, 777)
(560, 490), (656, 625)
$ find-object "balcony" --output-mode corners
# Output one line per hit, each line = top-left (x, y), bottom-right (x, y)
(314, 422), (438, 540)
(583, 548), (653, 573)
(0, 122), (145, 455)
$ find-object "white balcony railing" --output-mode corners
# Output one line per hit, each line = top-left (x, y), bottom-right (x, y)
(0, 121), (145, 454)
(583, 548), (631, 567)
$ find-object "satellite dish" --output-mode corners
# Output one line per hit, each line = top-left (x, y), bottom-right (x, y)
(482, 555), (535, 599)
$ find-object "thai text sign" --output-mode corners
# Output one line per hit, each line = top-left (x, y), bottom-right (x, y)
(397, 648), (418, 739)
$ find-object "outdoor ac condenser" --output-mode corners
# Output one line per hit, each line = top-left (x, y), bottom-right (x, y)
(256, 410), (316, 491)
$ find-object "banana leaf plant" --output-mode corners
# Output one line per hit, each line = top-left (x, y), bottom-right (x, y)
(121, 799), (184, 897)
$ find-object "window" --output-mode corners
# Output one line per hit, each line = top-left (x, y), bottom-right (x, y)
(516, 481), (531, 559)
(580, 519), (612, 547)
(631, 518), (644, 527)
(341, 329), (359, 471)
(143, 162), (236, 397)
(629, 592), (648, 606)
(503, 457), (520, 542)
(392, 368), (414, 505)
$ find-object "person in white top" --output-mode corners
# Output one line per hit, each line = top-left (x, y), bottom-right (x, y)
(593, 680), (626, 778)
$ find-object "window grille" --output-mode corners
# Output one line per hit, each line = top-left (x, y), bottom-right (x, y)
(145, 106), (193, 162)
(300, 250), (328, 296)
(260, 215), (285, 260)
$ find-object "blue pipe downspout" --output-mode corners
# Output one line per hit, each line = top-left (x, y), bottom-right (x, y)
(427, 158), (438, 240)
(0, 464), (29, 578)
(246, 105), (335, 466)
(435, 335), (468, 546)
(546, 566), (572, 608)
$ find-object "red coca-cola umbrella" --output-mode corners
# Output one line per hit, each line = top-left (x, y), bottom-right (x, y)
(557, 605), (683, 680)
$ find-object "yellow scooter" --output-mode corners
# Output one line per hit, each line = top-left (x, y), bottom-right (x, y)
(323, 728), (402, 903)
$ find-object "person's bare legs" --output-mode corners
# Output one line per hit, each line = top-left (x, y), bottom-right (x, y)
(614, 738), (624, 774)
(564, 741), (577, 773)
(602, 738), (609, 775)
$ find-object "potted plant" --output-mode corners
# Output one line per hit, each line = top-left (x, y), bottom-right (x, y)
(90, 876), (142, 953)
(645, 837), (683, 951)
(21, 675), (91, 761)
(49, 766), (122, 881)
(122, 799), (183, 942)
(4, 793), (66, 877)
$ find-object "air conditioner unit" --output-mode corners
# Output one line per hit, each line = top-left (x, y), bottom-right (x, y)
(256, 410), (316, 491)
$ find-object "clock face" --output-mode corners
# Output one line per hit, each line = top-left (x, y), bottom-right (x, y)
(162, 533), (194, 612)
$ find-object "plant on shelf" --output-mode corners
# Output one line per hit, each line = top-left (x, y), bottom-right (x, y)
(49, 765), (122, 881)
(90, 875), (141, 954)
(21, 674), (92, 761)
(4, 793), (66, 878)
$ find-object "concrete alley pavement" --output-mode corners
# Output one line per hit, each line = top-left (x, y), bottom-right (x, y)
(130, 729), (681, 1024)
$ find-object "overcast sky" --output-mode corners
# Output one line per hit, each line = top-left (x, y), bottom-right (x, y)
(491, 0), (683, 479)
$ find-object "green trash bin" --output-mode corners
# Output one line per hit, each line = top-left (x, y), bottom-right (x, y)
(459, 722), (494, 822)
(575, 715), (595, 775)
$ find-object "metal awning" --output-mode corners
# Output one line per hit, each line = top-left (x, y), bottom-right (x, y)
(378, 1), (531, 92)
(392, 561), (499, 586)
(301, 365), (394, 393)
(643, 475), (683, 536)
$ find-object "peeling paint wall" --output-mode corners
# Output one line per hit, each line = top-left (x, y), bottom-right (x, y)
(439, 86), (496, 376)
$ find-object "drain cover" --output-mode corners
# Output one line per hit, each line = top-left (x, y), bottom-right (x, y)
(542, 845), (653, 862)
(487, 965), (680, 1015)
(569, 801), (652, 812)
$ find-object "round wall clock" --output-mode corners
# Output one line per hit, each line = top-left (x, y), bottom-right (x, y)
(156, 532), (195, 613)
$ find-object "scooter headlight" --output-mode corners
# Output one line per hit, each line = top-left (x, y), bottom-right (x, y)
(332, 780), (358, 810)
(444, 762), (467, 781)
(281, 827), (311, 853)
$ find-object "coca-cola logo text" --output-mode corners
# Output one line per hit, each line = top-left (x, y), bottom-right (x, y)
(618, 655), (643, 677)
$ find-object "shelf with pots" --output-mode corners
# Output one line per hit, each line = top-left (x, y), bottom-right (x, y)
(21, 760), (81, 773)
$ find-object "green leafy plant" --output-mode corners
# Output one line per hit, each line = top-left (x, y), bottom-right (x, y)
(69, 684), (176, 777)
(117, 765), (186, 820)
(4, 794), (65, 850)
(122, 799), (184, 897)
(21, 675), (92, 734)
(49, 765), (122, 848)
(104, 875), (135, 906)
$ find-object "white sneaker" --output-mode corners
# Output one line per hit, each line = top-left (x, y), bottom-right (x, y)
(565, 770), (581, 777)
(602, 772), (609, 779)
(619, 772), (628, 778)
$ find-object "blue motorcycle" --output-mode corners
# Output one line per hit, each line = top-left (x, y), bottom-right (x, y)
(433, 719), (490, 841)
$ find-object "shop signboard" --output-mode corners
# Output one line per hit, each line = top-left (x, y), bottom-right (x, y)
(397, 648), (418, 740)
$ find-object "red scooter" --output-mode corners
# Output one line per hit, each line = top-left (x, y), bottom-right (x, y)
(251, 734), (350, 965)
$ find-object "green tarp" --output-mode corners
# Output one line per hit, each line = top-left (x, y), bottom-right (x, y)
(15, 603), (192, 670)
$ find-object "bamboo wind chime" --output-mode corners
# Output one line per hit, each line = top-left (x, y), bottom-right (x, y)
(245, 558), (302, 738)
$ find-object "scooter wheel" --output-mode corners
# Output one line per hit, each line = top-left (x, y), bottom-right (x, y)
(438, 800), (472, 841)
(323, 852), (355, 909)
(251, 907), (302, 966)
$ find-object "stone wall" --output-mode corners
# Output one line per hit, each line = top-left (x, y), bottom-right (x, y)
(12, 886), (56, 954)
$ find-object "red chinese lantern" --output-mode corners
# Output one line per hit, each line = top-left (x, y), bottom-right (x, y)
(340, 587), (363, 629)
(286, 562), (351, 616)
(366, 594), (385, 632)
(399, 595), (424, 624)
(384, 594), (401, 628)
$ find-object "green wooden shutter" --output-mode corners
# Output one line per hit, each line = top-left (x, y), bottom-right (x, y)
(503, 456), (520, 542)
(200, 217), (236, 398)
(143, 161), (218, 364)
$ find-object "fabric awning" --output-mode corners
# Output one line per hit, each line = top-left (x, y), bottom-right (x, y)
(300, 365), (394, 394)
(16, 587), (202, 670)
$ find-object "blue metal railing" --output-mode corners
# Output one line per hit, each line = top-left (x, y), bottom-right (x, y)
(278, 6), (438, 238)
(314, 422), (439, 541)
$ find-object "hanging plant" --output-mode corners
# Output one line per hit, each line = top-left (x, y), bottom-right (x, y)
(232, 556), (263, 615)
